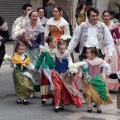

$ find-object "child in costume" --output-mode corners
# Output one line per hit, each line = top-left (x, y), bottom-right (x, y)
(52, 40), (82, 112)
(34, 36), (57, 105)
(81, 47), (113, 113)
(12, 42), (35, 104)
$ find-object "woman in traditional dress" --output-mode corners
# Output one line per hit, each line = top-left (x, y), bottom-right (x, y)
(45, 7), (70, 39)
(37, 7), (48, 27)
(102, 10), (120, 91)
(82, 47), (113, 113)
(52, 40), (82, 112)
(23, 10), (45, 92)
(0, 16), (9, 68)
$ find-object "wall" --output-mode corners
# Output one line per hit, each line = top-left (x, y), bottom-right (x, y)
(30, 0), (42, 10)
(72, 0), (110, 26)
(96, 0), (110, 16)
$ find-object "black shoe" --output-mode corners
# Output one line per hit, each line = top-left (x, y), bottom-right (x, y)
(16, 99), (21, 104)
(118, 79), (120, 83)
(52, 100), (55, 105)
(93, 104), (97, 108)
(59, 105), (64, 110)
(41, 100), (46, 105)
(87, 107), (92, 113)
(109, 73), (118, 79)
(97, 109), (102, 113)
(23, 99), (28, 105)
(54, 107), (59, 112)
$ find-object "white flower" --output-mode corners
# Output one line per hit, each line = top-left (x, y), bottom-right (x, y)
(18, 22), (22, 28)
(19, 28), (26, 36)
(69, 68), (78, 74)
(15, 25), (21, 30)
(4, 54), (12, 63)
(68, 61), (86, 74)
(60, 34), (71, 41)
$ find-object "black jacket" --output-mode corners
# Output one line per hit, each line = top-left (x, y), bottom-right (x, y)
(0, 29), (9, 60)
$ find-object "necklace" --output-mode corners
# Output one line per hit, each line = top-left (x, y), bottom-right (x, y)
(30, 22), (36, 29)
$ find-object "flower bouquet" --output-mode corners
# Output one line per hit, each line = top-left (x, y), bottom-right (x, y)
(68, 61), (86, 74)
(12, 23), (32, 47)
(60, 34), (71, 47)
(4, 54), (12, 63)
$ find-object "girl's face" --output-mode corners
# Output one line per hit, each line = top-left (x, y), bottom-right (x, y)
(17, 46), (25, 55)
(102, 12), (111, 23)
(52, 8), (61, 20)
(50, 38), (58, 48)
(30, 12), (38, 23)
(38, 9), (44, 18)
(86, 49), (95, 59)
(58, 45), (66, 54)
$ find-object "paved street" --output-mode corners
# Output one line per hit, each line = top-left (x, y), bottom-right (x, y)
(0, 42), (120, 120)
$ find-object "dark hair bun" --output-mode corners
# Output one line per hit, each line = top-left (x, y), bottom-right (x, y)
(0, 16), (4, 26)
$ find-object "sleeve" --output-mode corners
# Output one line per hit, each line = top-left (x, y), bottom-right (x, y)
(44, 24), (50, 37)
(67, 25), (82, 53)
(103, 25), (114, 56)
(68, 54), (72, 63)
(27, 63), (35, 70)
(35, 52), (45, 70)
(39, 32), (45, 48)
(114, 27), (120, 39)
(64, 25), (70, 35)
(11, 19), (18, 40)
(1, 30), (9, 44)
(100, 61), (111, 75)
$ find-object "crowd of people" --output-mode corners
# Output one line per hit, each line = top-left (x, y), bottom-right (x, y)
(0, 0), (120, 113)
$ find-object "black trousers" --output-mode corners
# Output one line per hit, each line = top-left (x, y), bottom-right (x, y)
(0, 60), (3, 67)
(79, 47), (105, 61)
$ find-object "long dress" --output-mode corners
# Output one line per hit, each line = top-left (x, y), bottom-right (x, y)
(105, 23), (120, 91)
(52, 50), (83, 108)
(82, 57), (113, 105)
(24, 22), (44, 91)
(35, 46), (57, 100)
(12, 53), (34, 99)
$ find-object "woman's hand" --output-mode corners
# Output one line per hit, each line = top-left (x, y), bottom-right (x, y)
(106, 75), (109, 78)
(24, 35), (30, 42)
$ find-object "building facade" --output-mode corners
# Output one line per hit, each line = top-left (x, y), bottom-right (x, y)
(0, 0), (111, 34)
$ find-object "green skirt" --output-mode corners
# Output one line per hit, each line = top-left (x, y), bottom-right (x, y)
(13, 71), (34, 99)
(25, 47), (42, 87)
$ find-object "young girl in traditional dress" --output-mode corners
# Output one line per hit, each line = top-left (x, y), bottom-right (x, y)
(52, 40), (82, 112)
(12, 42), (35, 104)
(81, 47), (113, 113)
(34, 36), (57, 105)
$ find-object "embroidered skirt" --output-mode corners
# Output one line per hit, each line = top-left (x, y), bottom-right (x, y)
(82, 75), (113, 105)
(52, 70), (82, 108)
(40, 71), (53, 99)
(13, 71), (34, 99)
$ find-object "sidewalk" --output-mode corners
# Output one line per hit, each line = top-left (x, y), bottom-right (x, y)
(0, 43), (119, 120)
(0, 42), (14, 73)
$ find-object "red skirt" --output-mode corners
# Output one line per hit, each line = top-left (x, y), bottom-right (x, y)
(52, 70), (82, 108)
(40, 71), (53, 99)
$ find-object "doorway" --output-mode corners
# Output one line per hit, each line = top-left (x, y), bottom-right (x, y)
(43, 0), (49, 8)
